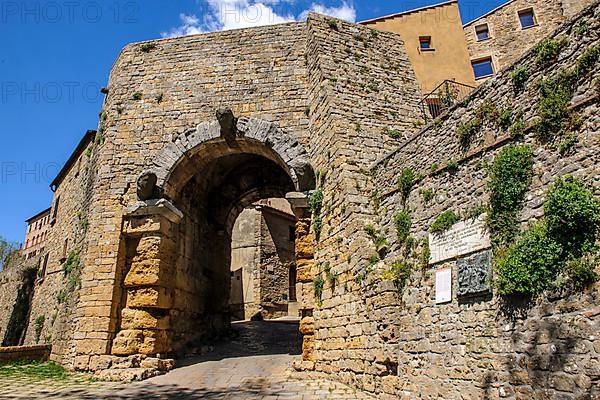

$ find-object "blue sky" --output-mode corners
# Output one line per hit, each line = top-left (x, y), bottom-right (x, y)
(0, 0), (505, 243)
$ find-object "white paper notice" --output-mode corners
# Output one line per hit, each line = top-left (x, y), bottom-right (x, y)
(436, 268), (452, 304)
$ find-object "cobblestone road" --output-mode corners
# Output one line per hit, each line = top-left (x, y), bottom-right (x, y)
(1, 321), (373, 399)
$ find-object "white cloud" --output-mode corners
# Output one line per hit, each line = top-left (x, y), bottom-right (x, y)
(300, 2), (356, 22)
(162, 13), (206, 37)
(161, 1), (356, 38)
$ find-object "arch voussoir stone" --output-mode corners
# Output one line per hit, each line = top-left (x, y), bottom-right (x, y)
(150, 113), (316, 195)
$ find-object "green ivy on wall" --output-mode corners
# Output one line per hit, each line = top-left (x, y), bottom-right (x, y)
(487, 145), (534, 249)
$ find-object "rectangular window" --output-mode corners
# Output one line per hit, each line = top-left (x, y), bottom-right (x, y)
(471, 57), (494, 79)
(419, 36), (433, 51)
(519, 8), (536, 29)
(288, 226), (295, 242)
(475, 24), (490, 41)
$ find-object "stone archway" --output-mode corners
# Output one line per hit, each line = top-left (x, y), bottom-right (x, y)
(111, 109), (317, 362)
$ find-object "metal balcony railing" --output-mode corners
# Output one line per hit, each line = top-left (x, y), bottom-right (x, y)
(421, 80), (476, 121)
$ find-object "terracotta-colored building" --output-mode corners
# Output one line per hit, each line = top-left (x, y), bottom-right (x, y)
(23, 208), (51, 260)
(361, 0), (476, 94)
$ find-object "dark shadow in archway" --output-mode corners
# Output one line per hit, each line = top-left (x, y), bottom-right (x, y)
(177, 320), (302, 367)
(163, 137), (313, 362)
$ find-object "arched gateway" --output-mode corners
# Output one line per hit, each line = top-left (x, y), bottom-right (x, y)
(111, 109), (316, 358)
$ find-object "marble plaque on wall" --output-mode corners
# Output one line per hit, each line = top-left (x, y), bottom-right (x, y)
(457, 250), (492, 297)
(435, 268), (452, 304)
(429, 214), (491, 265)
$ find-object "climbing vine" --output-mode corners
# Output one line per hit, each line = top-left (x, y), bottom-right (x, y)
(34, 316), (45, 344)
(487, 145), (534, 249)
(309, 188), (324, 241)
(313, 275), (325, 306)
(62, 249), (83, 293)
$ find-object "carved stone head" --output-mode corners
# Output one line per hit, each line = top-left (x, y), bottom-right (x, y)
(216, 107), (237, 141)
(137, 171), (158, 201)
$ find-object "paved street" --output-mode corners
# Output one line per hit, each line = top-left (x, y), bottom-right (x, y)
(0, 321), (373, 399)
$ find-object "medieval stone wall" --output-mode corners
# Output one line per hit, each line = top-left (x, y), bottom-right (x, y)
(23, 135), (98, 368)
(230, 207), (262, 320)
(257, 205), (296, 318)
(6, 4), (596, 396)
(229, 202), (296, 321)
(0, 256), (39, 347)
(301, 11), (425, 385)
(347, 3), (599, 398)
(56, 12), (426, 372)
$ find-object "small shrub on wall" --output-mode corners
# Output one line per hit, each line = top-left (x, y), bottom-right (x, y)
(313, 275), (325, 306)
(496, 223), (563, 296)
(535, 38), (568, 66)
(430, 210), (459, 234)
(397, 168), (416, 205)
(496, 177), (599, 296)
(364, 224), (389, 258)
(383, 260), (414, 294)
(511, 66), (530, 92)
(544, 176), (600, 257)
(394, 210), (411, 244)
(309, 188), (324, 240)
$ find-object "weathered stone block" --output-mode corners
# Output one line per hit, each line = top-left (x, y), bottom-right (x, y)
(121, 308), (170, 330)
(126, 287), (173, 309)
(296, 259), (317, 282)
(95, 367), (158, 382)
(124, 259), (163, 287)
(140, 357), (176, 372)
(300, 316), (315, 335)
(73, 355), (90, 371)
(89, 355), (114, 371)
(112, 330), (144, 356)
(138, 330), (170, 355)
(111, 354), (142, 369)
(302, 335), (316, 361)
(296, 235), (315, 259)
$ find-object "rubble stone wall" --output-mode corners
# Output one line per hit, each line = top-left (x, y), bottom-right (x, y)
(0, 256), (39, 347)
(354, 3), (599, 398)
(23, 135), (98, 368)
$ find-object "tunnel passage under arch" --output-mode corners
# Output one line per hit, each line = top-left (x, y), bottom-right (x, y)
(111, 112), (317, 358)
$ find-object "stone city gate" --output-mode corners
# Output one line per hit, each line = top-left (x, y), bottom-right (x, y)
(109, 109), (319, 363)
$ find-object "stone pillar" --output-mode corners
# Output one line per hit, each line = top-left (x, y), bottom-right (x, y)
(111, 200), (182, 357)
(286, 192), (317, 369)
